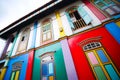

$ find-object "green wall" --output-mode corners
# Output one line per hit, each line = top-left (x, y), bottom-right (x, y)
(32, 42), (68, 80)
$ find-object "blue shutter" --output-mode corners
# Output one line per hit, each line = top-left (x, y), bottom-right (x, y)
(65, 12), (75, 29)
(77, 6), (92, 24)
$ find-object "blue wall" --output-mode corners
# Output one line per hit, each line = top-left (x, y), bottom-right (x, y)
(105, 22), (120, 44)
(4, 54), (28, 80)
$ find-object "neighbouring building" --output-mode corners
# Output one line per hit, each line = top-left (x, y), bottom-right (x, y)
(0, 0), (120, 80)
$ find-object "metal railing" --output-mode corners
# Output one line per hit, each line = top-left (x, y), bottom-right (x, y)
(73, 19), (88, 31)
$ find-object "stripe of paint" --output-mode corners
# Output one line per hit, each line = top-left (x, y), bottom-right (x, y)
(11, 72), (15, 80)
(1, 68), (7, 80)
(14, 71), (20, 80)
(60, 39), (78, 80)
(31, 21), (37, 48)
(105, 22), (120, 44)
(25, 50), (34, 80)
(55, 11), (66, 37)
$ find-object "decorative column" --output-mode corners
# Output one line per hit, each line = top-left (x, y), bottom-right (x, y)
(30, 21), (37, 49)
(25, 50), (34, 80)
(60, 39), (78, 80)
(55, 11), (66, 37)
(1, 35), (13, 60)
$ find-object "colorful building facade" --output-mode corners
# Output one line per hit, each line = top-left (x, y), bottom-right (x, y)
(0, 0), (120, 80)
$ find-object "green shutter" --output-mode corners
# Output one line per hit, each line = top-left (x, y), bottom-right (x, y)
(65, 12), (75, 29)
(77, 6), (92, 24)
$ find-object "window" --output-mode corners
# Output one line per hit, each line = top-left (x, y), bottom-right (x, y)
(17, 28), (30, 53)
(66, 6), (92, 31)
(83, 42), (120, 80)
(94, 0), (120, 16)
(40, 52), (55, 80)
(41, 19), (52, 43)
(10, 62), (22, 80)
(21, 36), (25, 41)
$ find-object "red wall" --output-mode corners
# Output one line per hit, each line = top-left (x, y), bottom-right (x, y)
(68, 27), (120, 79)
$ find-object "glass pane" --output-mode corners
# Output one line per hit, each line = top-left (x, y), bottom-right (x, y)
(96, 50), (108, 63)
(42, 77), (47, 80)
(42, 56), (52, 62)
(42, 64), (48, 76)
(96, 2), (106, 8)
(105, 8), (115, 15)
(46, 24), (51, 31)
(94, 66), (107, 80)
(43, 27), (47, 32)
(43, 34), (46, 41)
(49, 76), (54, 80)
(104, 0), (112, 4)
(87, 52), (99, 65)
(49, 63), (54, 74)
(14, 71), (20, 80)
(11, 72), (15, 80)
(112, 6), (120, 12)
(47, 32), (51, 40)
(105, 64), (120, 80)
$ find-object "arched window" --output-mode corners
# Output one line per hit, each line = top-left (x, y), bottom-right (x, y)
(65, 5), (92, 31)
(81, 40), (120, 79)
(41, 19), (53, 43)
(40, 52), (55, 80)
(94, 0), (120, 16)
(10, 61), (22, 80)
(17, 27), (30, 53)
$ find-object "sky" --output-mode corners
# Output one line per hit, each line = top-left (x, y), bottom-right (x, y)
(0, 0), (51, 56)
(0, 0), (51, 30)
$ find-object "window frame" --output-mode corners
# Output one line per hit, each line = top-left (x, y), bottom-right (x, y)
(82, 42), (120, 79)
(94, 0), (120, 16)
(40, 52), (56, 80)
(10, 61), (22, 80)
(66, 5), (92, 31)
(41, 19), (53, 43)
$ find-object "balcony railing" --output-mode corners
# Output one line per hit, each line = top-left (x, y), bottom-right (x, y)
(73, 19), (89, 31)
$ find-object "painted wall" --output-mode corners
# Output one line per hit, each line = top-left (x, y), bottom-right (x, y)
(17, 28), (30, 53)
(82, 0), (107, 21)
(60, 39), (78, 80)
(4, 54), (28, 80)
(105, 22), (120, 44)
(12, 31), (22, 56)
(116, 21), (120, 27)
(59, 0), (101, 35)
(32, 43), (68, 80)
(68, 27), (120, 79)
